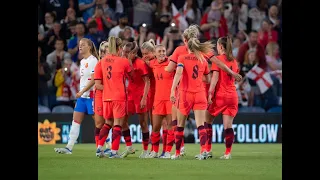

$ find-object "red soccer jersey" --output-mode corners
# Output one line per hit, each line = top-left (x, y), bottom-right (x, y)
(127, 58), (149, 100)
(93, 61), (103, 97)
(97, 54), (132, 101)
(177, 54), (210, 92)
(150, 58), (174, 101)
(170, 45), (215, 64)
(211, 54), (239, 97)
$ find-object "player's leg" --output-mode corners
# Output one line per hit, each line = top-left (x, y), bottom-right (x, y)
(172, 90), (185, 155)
(161, 118), (168, 156)
(220, 115), (235, 159)
(148, 114), (164, 158)
(96, 101), (114, 157)
(93, 96), (105, 148)
(161, 101), (174, 158)
(54, 98), (86, 154)
(109, 101), (127, 158)
(120, 114), (136, 158)
(138, 111), (150, 158)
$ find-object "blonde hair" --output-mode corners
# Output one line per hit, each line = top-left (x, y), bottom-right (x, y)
(187, 37), (214, 63)
(80, 38), (99, 60)
(141, 39), (156, 52)
(217, 36), (234, 61)
(266, 42), (279, 56)
(108, 36), (122, 55)
(182, 24), (200, 41)
(244, 49), (258, 65)
(155, 44), (165, 50)
(98, 41), (108, 59)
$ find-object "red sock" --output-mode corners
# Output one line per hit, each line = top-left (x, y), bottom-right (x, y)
(111, 125), (122, 151)
(172, 120), (177, 131)
(122, 129), (132, 147)
(151, 132), (161, 153)
(165, 129), (175, 153)
(162, 130), (168, 153)
(142, 132), (149, 151)
(98, 124), (111, 146)
(205, 122), (213, 152)
(224, 128), (234, 154)
(175, 127), (184, 155)
(198, 125), (207, 153)
(95, 127), (101, 148)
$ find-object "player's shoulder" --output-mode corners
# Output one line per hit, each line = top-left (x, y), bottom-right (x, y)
(88, 55), (98, 62)
(175, 45), (187, 54)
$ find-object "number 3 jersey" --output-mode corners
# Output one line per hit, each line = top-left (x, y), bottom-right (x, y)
(94, 54), (132, 101)
(177, 54), (210, 93)
(149, 58), (174, 101)
(79, 55), (98, 98)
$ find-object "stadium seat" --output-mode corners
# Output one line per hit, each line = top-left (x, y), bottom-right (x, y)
(38, 105), (51, 113)
(267, 106), (282, 113)
(238, 106), (266, 113)
(52, 105), (74, 113)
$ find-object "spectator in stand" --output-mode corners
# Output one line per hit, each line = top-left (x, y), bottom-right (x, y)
(265, 42), (282, 97)
(78, 0), (96, 23)
(64, 20), (78, 42)
(161, 25), (183, 56)
(87, 20), (106, 46)
(153, 0), (172, 38)
(44, 22), (66, 54)
(47, 39), (71, 74)
(180, 0), (202, 25)
(232, 37), (241, 57)
(99, 0), (117, 26)
(108, 13), (135, 38)
(200, 3), (228, 40)
(39, 12), (56, 37)
(224, 0), (248, 35)
(236, 30), (248, 43)
(267, 4), (281, 47)
(42, 0), (70, 21)
(38, 46), (51, 108)
(87, 5), (113, 34)
(247, 0), (267, 31)
(257, 19), (277, 48)
(237, 30), (266, 69)
(133, 0), (154, 28)
(61, 8), (84, 39)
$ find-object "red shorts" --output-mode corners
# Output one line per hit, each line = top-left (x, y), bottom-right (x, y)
(177, 91), (207, 116)
(94, 90), (103, 116)
(127, 98), (148, 114)
(207, 94), (238, 117)
(148, 90), (155, 110)
(103, 101), (127, 119)
(152, 100), (172, 115)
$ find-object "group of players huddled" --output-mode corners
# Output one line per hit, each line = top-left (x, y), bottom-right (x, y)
(54, 25), (242, 160)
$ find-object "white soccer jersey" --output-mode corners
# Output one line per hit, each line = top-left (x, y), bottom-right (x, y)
(79, 55), (98, 98)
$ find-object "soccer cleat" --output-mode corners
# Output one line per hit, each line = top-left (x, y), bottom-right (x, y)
(180, 146), (186, 156)
(120, 146), (136, 158)
(198, 151), (209, 160)
(105, 138), (111, 149)
(159, 152), (171, 159)
(220, 153), (232, 159)
(109, 152), (121, 158)
(96, 148), (105, 158)
(139, 150), (149, 158)
(104, 148), (111, 156)
(147, 151), (159, 158)
(170, 154), (182, 160)
(54, 147), (72, 154)
(207, 151), (213, 158)
(160, 152), (165, 157)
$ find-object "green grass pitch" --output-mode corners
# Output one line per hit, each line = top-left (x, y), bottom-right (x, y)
(39, 143), (282, 180)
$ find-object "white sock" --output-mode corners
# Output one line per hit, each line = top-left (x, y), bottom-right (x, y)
(97, 145), (102, 149)
(66, 120), (81, 151)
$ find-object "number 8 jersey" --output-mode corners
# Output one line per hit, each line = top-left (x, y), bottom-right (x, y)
(79, 55), (98, 98)
(177, 54), (210, 92)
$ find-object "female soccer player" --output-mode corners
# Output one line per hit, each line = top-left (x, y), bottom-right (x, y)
(119, 41), (150, 158)
(95, 36), (133, 158)
(147, 45), (175, 158)
(141, 39), (169, 157)
(54, 38), (99, 154)
(206, 36), (239, 160)
(170, 37), (214, 160)
(94, 41), (111, 153)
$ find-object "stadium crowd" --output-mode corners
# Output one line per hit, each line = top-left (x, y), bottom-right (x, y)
(38, 0), (282, 112)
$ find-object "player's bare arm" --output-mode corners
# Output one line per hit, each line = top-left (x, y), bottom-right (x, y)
(141, 76), (150, 109)
(210, 56), (242, 82)
(76, 74), (95, 98)
(170, 65), (183, 103)
(208, 71), (219, 104)
(94, 79), (103, 90)
(164, 61), (176, 72)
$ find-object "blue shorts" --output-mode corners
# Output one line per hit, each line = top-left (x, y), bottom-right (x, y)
(74, 98), (94, 115)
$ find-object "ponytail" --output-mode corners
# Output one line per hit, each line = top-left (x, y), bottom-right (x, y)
(187, 37), (215, 63)
(217, 36), (234, 61)
(108, 36), (122, 55)
(98, 41), (108, 59)
(90, 40), (99, 60)
(141, 39), (156, 52)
